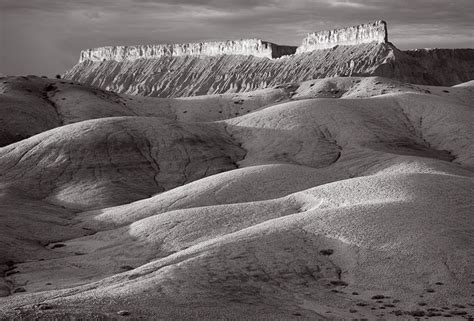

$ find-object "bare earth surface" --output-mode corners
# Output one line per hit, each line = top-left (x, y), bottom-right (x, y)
(0, 75), (473, 320)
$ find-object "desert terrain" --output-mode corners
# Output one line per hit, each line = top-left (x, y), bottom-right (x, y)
(0, 73), (473, 320)
(1, 18), (474, 320)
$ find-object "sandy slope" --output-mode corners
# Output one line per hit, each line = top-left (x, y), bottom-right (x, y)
(0, 116), (244, 210)
(0, 76), (473, 320)
(0, 75), (294, 146)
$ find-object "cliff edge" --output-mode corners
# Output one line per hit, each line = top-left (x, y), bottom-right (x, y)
(65, 21), (474, 96)
(296, 21), (388, 53)
(79, 39), (297, 62)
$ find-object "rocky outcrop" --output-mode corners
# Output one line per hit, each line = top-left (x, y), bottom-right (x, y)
(79, 39), (297, 62)
(65, 41), (474, 97)
(296, 21), (388, 53)
(66, 43), (396, 97)
(64, 21), (474, 96)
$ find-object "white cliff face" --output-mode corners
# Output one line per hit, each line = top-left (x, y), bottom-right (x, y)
(296, 21), (388, 53)
(66, 20), (474, 97)
(78, 22), (389, 63)
(79, 39), (297, 63)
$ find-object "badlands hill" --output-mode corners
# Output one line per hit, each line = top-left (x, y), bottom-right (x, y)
(64, 21), (474, 97)
(0, 74), (473, 320)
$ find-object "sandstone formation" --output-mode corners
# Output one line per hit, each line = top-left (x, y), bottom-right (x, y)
(65, 40), (474, 97)
(79, 39), (297, 62)
(296, 20), (388, 53)
(64, 21), (474, 96)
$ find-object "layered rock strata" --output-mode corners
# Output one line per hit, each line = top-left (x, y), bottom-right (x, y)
(65, 21), (474, 96)
(296, 20), (388, 53)
(79, 39), (297, 62)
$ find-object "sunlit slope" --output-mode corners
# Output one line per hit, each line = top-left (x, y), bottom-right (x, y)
(0, 117), (244, 210)
(0, 76), (473, 320)
(3, 171), (473, 319)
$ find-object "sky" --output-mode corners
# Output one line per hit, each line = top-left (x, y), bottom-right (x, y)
(1, 0), (473, 76)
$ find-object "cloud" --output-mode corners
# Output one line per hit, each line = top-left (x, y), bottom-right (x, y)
(1, 0), (473, 76)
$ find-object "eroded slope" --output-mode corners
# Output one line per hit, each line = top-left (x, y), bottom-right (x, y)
(0, 77), (473, 320)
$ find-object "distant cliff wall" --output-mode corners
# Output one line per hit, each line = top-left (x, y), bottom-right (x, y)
(296, 21), (388, 53)
(66, 42), (398, 97)
(65, 20), (474, 96)
(79, 39), (297, 62)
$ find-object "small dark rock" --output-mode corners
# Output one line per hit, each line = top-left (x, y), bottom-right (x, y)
(356, 303), (368, 307)
(44, 84), (56, 92)
(352, 292), (359, 295)
(349, 309), (357, 313)
(426, 288), (435, 293)
(418, 302), (427, 306)
(319, 249), (334, 256)
(371, 295), (385, 300)
(120, 265), (134, 271)
(37, 304), (53, 310)
(451, 311), (467, 315)
(409, 310), (425, 317)
(117, 310), (130, 316)
(292, 312), (302, 316)
(330, 280), (348, 286)
(384, 304), (395, 307)
(452, 304), (465, 308)
(435, 282), (444, 285)
(51, 243), (66, 249)
(13, 287), (26, 293)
